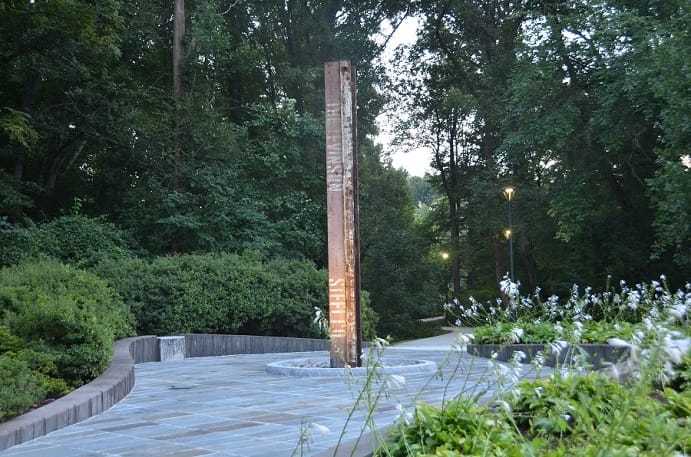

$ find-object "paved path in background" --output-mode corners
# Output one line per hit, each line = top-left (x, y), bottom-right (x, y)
(1, 344), (538, 457)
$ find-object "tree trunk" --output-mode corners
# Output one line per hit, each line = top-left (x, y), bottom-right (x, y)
(14, 76), (40, 181)
(173, 0), (185, 99)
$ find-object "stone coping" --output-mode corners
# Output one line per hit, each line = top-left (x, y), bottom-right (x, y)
(0, 333), (329, 452)
(266, 357), (437, 377)
(0, 335), (159, 452)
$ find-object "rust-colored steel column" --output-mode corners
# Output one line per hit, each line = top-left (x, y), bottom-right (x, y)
(324, 61), (362, 368)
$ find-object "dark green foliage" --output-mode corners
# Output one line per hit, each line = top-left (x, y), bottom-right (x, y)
(0, 261), (133, 386)
(0, 355), (45, 422)
(381, 373), (690, 456)
(380, 399), (521, 456)
(95, 253), (327, 338)
(0, 215), (133, 268)
(511, 374), (626, 436)
(381, 320), (446, 342)
(359, 144), (446, 338)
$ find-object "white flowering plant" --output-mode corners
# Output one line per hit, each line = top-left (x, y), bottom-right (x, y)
(448, 276), (689, 345)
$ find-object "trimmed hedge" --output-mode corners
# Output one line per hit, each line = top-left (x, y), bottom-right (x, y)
(96, 252), (328, 338)
(0, 261), (133, 421)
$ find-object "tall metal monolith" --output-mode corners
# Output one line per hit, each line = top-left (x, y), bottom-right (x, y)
(324, 61), (362, 368)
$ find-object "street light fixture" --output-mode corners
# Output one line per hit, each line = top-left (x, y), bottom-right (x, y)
(503, 186), (515, 281)
(440, 251), (450, 260)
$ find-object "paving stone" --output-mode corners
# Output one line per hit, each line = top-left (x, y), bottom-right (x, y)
(0, 346), (543, 457)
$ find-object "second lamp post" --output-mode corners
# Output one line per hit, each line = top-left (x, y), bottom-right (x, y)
(503, 186), (515, 282)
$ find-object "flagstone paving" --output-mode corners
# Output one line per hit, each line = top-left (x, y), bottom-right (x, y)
(0, 344), (545, 457)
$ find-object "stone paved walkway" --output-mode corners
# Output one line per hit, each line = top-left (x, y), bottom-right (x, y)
(1, 344), (544, 457)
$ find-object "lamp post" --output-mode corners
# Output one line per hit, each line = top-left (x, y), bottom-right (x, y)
(503, 187), (515, 282)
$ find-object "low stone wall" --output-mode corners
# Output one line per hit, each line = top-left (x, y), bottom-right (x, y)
(467, 343), (630, 369)
(0, 334), (328, 452)
(0, 335), (159, 452)
(185, 334), (329, 358)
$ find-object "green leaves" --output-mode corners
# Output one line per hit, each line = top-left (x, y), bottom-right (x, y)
(382, 372), (690, 457)
(94, 252), (329, 338)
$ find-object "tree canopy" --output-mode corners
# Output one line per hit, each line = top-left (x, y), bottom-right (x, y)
(1, 0), (688, 326)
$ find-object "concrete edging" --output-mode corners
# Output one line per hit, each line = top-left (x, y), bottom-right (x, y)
(0, 336), (160, 452)
(0, 334), (329, 452)
(266, 358), (437, 378)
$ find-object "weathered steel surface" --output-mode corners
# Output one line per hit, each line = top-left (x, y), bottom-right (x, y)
(324, 61), (362, 368)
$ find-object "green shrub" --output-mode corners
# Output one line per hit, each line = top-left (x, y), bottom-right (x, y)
(96, 252), (328, 338)
(473, 320), (638, 344)
(0, 355), (45, 421)
(382, 373), (690, 456)
(0, 324), (23, 353)
(0, 261), (133, 386)
(0, 215), (133, 268)
(379, 399), (522, 456)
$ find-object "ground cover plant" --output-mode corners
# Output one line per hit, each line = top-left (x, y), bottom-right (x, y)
(0, 261), (133, 421)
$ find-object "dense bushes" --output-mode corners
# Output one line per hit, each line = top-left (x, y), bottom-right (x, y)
(380, 373), (690, 456)
(0, 215), (133, 268)
(0, 261), (133, 420)
(96, 253), (328, 338)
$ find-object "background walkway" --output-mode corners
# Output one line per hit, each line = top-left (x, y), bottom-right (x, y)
(0, 339), (540, 457)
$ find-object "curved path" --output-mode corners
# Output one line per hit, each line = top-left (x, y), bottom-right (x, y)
(0, 339), (541, 457)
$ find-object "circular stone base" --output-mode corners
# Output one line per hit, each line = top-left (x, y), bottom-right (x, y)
(266, 357), (437, 378)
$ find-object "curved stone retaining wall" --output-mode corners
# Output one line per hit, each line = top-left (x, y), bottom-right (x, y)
(0, 334), (328, 452)
(0, 336), (159, 452)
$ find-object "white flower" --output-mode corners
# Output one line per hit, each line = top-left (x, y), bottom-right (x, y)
(500, 277), (521, 301)
(549, 340), (568, 355)
(669, 304), (687, 321)
(607, 338), (631, 348)
(310, 423), (331, 436)
(494, 400), (512, 413)
(664, 337), (690, 365)
(454, 333), (474, 352)
(510, 327), (524, 343)
(373, 337), (389, 349)
(532, 352), (545, 368)
(386, 374), (406, 390)
(395, 404), (414, 425)
(627, 291), (641, 310)
(512, 350), (527, 363)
